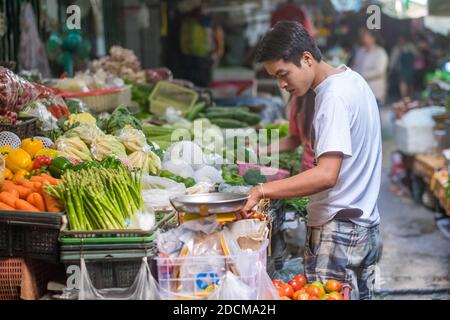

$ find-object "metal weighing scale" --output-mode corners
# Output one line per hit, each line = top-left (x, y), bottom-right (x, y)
(170, 193), (249, 224)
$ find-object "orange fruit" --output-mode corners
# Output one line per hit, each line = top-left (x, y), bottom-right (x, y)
(328, 292), (344, 300)
(325, 280), (343, 293)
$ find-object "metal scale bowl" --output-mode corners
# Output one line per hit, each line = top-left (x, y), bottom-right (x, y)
(170, 193), (249, 219)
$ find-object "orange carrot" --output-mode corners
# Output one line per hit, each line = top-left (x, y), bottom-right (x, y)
(26, 193), (46, 212)
(2, 182), (32, 200)
(0, 192), (19, 208)
(30, 176), (46, 184)
(9, 189), (20, 198)
(15, 199), (39, 212)
(33, 182), (43, 195)
(0, 202), (15, 211)
(2, 180), (16, 191)
(16, 179), (38, 190)
(43, 192), (62, 213)
(40, 174), (60, 186)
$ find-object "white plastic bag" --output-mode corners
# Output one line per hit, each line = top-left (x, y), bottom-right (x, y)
(142, 175), (186, 210)
(209, 271), (255, 300)
(128, 206), (156, 231)
(78, 257), (160, 300)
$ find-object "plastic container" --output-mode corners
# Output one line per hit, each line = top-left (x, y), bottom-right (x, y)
(155, 241), (268, 300)
(149, 81), (198, 116)
(0, 211), (64, 263)
(237, 161), (290, 182)
(0, 257), (60, 300)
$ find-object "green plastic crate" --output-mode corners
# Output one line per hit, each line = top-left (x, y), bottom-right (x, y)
(149, 81), (198, 116)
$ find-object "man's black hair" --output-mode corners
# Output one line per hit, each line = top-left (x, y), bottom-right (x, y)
(255, 21), (322, 66)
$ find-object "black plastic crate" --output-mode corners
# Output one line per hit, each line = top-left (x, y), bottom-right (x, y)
(61, 249), (157, 290)
(0, 211), (64, 263)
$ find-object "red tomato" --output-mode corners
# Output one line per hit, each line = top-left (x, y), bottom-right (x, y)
(277, 284), (294, 299)
(293, 275), (307, 288)
(292, 288), (307, 300)
(288, 279), (304, 292)
(272, 279), (284, 288)
(296, 292), (310, 300)
(327, 292), (344, 300)
(306, 285), (322, 298)
(325, 280), (343, 293)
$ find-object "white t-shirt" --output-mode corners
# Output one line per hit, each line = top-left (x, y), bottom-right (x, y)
(307, 66), (382, 228)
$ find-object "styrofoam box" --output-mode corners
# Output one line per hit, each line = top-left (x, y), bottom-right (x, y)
(395, 121), (437, 155)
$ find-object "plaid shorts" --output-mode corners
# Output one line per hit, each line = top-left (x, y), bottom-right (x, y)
(304, 219), (381, 300)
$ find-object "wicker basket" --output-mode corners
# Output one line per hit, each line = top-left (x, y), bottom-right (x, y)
(0, 117), (37, 140)
(59, 86), (132, 114)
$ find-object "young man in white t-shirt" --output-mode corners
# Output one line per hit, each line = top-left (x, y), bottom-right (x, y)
(242, 21), (382, 300)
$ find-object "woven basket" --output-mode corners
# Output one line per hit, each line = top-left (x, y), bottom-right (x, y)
(0, 117), (37, 140)
(59, 86), (132, 114)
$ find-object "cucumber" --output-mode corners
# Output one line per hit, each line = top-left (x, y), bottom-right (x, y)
(210, 119), (248, 128)
(186, 102), (207, 121)
(204, 112), (235, 120)
(234, 110), (261, 126)
(207, 106), (250, 113)
(142, 125), (176, 137)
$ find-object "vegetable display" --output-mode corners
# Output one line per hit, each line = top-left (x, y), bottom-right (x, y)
(0, 174), (62, 213)
(46, 163), (143, 231)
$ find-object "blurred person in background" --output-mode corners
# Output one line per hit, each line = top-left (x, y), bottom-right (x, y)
(352, 29), (389, 106)
(389, 35), (417, 99)
(260, 89), (316, 173)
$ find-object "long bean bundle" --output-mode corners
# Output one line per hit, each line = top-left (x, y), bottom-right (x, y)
(46, 165), (143, 231)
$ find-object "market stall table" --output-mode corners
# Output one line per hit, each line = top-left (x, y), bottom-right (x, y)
(431, 170), (450, 216)
(412, 154), (446, 185)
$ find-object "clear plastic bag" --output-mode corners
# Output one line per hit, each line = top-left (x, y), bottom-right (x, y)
(21, 100), (59, 131)
(0, 67), (41, 113)
(115, 128), (149, 153)
(64, 124), (105, 146)
(256, 262), (280, 300)
(90, 135), (127, 161)
(209, 271), (254, 300)
(78, 257), (160, 300)
(141, 175), (186, 211)
(218, 183), (252, 195)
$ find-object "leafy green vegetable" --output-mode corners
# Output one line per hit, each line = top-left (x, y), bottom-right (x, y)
(126, 80), (153, 118)
(285, 197), (309, 221)
(243, 169), (267, 186)
(106, 105), (142, 134)
(222, 164), (245, 185)
(66, 99), (90, 114)
(278, 147), (304, 175)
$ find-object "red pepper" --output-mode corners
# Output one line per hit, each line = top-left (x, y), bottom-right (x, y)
(60, 105), (70, 116)
(33, 155), (53, 170)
